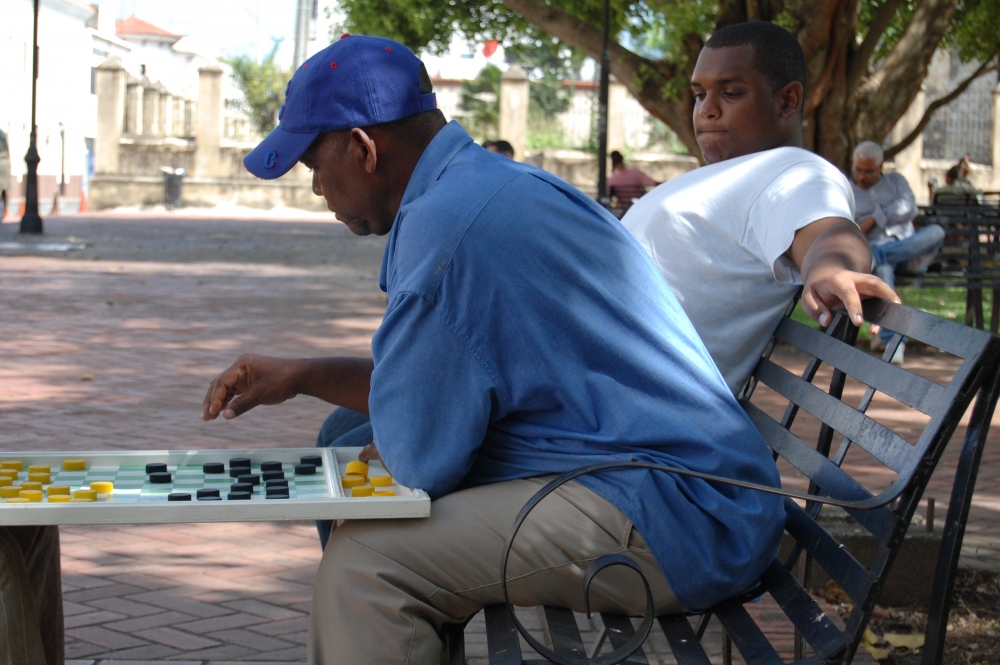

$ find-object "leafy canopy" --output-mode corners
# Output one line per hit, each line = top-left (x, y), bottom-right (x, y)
(222, 42), (290, 135)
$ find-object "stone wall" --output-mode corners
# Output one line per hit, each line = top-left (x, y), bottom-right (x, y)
(527, 150), (699, 197)
(89, 174), (326, 211)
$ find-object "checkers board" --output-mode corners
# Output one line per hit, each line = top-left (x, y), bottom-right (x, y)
(0, 448), (430, 526)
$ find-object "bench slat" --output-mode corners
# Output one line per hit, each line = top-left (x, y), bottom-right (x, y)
(783, 500), (877, 605)
(599, 613), (650, 664)
(744, 402), (897, 544)
(760, 559), (849, 659)
(773, 318), (945, 414)
(714, 603), (784, 665)
(543, 606), (587, 659)
(484, 604), (524, 665)
(656, 615), (712, 665)
(755, 360), (915, 474)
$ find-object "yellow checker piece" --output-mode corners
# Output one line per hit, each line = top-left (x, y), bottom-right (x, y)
(5, 498), (30, 504)
(48, 495), (71, 503)
(28, 473), (51, 485)
(47, 485), (71, 496)
(62, 459), (86, 471)
(341, 475), (366, 488)
(345, 461), (369, 478)
(73, 489), (97, 500)
(351, 486), (374, 497)
(28, 465), (50, 474)
(0, 461), (23, 471)
(0, 470), (19, 480)
(370, 476), (393, 487)
(19, 490), (43, 502)
(90, 482), (113, 495)
(0, 487), (21, 499)
(0, 479), (13, 488)
(373, 490), (396, 497)
(20, 482), (42, 491)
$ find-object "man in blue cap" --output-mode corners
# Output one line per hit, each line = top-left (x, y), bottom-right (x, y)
(203, 35), (784, 663)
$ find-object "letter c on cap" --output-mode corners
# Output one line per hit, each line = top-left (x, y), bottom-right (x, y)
(263, 151), (278, 169)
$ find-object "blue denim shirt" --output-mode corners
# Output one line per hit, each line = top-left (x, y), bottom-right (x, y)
(369, 121), (784, 611)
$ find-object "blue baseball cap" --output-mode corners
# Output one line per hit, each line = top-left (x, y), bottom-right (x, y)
(244, 35), (437, 180)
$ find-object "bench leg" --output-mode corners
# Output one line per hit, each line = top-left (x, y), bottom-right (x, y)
(921, 370), (1000, 665)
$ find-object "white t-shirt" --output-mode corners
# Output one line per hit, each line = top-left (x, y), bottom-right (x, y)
(622, 147), (855, 394)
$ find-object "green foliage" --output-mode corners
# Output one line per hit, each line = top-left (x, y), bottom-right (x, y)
(857, 0), (999, 64)
(458, 64), (502, 141)
(222, 43), (289, 135)
(645, 117), (690, 154)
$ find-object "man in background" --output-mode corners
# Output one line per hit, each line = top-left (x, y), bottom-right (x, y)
(933, 164), (983, 204)
(607, 150), (657, 217)
(851, 140), (944, 361)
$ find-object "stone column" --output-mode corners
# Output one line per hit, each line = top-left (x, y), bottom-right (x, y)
(499, 64), (529, 161)
(992, 81), (1000, 190)
(94, 56), (125, 174)
(141, 78), (159, 135)
(125, 76), (143, 135)
(185, 99), (195, 137)
(890, 87), (926, 203)
(607, 76), (627, 155)
(159, 87), (171, 136)
(195, 62), (225, 177)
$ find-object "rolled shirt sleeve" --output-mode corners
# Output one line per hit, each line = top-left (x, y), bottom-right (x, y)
(882, 173), (917, 227)
(369, 291), (500, 498)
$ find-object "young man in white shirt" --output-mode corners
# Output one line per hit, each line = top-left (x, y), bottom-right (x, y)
(622, 21), (898, 394)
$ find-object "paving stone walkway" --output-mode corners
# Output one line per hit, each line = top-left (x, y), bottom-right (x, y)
(0, 213), (994, 663)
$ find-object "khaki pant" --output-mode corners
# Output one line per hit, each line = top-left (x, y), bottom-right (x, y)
(309, 477), (679, 665)
(0, 526), (63, 665)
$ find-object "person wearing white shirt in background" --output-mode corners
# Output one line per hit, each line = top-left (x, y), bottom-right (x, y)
(850, 140), (945, 362)
(623, 21), (898, 394)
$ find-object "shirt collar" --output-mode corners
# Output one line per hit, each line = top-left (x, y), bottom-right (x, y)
(379, 121), (474, 292)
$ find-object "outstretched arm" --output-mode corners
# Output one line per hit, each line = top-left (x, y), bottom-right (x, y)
(202, 355), (373, 421)
(785, 217), (900, 329)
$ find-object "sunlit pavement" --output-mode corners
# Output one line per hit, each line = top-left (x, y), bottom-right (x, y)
(2, 212), (989, 662)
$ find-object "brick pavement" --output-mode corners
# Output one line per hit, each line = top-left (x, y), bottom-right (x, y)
(0, 213), (993, 663)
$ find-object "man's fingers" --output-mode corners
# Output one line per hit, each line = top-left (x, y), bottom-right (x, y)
(855, 274), (902, 304)
(358, 443), (381, 462)
(801, 288), (832, 328)
(223, 391), (259, 420)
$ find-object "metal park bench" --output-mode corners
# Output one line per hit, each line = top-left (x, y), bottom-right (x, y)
(449, 299), (1000, 665)
(898, 205), (1000, 333)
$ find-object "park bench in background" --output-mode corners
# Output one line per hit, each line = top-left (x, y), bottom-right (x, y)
(451, 299), (1000, 665)
(899, 204), (1000, 333)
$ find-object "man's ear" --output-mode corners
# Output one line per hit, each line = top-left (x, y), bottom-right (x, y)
(351, 128), (378, 174)
(777, 81), (804, 119)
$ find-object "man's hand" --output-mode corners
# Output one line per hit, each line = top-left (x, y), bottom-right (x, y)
(202, 355), (303, 421)
(802, 266), (900, 329)
(858, 216), (877, 233)
(788, 217), (900, 331)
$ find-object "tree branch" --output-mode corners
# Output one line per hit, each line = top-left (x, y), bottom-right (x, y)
(501, 0), (701, 155)
(883, 54), (1000, 160)
(847, 0), (906, 92)
(853, 0), (960, 142)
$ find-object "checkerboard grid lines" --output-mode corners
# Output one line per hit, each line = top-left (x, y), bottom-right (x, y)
(34, 461), (330, 503)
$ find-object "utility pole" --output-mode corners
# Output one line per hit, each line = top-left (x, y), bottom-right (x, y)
(21, 0), (43, 234)
(292, 0), (310, 70)
(596, 0), (611, 209)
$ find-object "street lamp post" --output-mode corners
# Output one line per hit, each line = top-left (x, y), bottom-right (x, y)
(596, 0), (611, 209)
(20, 0), (43, 234)
(59, 122), (65, 196)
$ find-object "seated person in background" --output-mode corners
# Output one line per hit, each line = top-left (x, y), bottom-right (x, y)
(204, 35), (786, 664)
(484, 139), (515, 159)
(933, 164), (983, 205)
(851, 140), (945, 359)
(0, 525), (64, 665)
(607, 150), (658, 216)
(623, 21), (897, 394)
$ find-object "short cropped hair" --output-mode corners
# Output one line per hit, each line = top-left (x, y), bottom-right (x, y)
(705, 21), (806, 95)
(493, 140), (514, 157)
(853, 140), (884, 164)
(946, 165), (961, 180)
(610, 150), (625, 166)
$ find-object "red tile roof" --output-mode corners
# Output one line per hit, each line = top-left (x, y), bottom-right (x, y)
(115, 15), (181, 40)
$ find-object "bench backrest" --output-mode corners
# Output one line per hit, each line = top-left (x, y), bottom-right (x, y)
(733, 300), (1000, 663)
(903, 206), (1000, 290)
